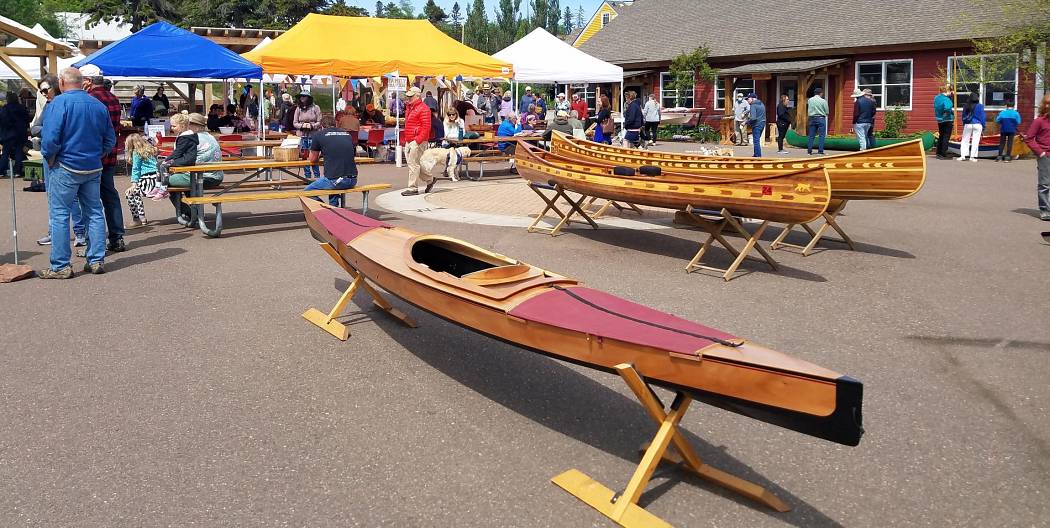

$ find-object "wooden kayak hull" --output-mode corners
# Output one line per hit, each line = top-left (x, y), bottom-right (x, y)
(301, 198), (864, 446)
(515, 141), (831, 224)
(550, 131), (927, 201)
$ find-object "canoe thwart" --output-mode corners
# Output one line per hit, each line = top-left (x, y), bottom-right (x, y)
(552, 363), (789, 527)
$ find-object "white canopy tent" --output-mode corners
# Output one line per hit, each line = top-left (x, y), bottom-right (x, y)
(493, 28), (622, 84)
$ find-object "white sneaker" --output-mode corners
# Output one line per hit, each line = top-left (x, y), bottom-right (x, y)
(956, 157), (967, 161)
(970, 158), (978, 163)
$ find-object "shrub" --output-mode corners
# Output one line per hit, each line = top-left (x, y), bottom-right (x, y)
(880, 107), (908, 138)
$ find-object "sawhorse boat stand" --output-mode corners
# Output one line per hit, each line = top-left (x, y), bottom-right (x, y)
(769, 199), (855, 256)
(676, 206), (778, 281)
(526, 182), (600, 236)
(582, 196), (644, 219)
(552, 364), (789, 527)
(302, 242), (417, 340)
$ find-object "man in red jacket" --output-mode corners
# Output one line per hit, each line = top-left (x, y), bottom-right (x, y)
(571, 92), (589, 122)
(401, 86), (433, 196)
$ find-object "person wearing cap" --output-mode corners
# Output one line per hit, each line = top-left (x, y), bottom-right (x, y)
(851, 88), (877, 150)
(400, 86), (433, 196)
(745, 93), (766, 157)
(278, 92), (296, 132)
(82, 65), (127, 252)
(424, 90), (439, 113)
(38, 67), (115, 278)
(733, 92), (750, 146)
(571, 92), (589, 122)
(806, 87), (829, 155)
(164, 112), (224, 220)
(477, 88), (500, 124)
(518, 86), (535, 114)
(543, 109), (576, 140)
(642, 93), (661, 146)
(129, 84), (154, 127)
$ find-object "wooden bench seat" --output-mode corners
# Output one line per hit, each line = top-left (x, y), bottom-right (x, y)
(167, 179), (310, 193)
(181, 183), (390, 205)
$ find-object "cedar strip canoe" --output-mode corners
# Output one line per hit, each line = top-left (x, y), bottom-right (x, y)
(301, 198), (864, 446)
(550, 131), (927, 201)
(515, 141), (831, 225)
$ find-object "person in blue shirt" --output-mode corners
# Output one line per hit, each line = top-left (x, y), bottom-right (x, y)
(39, 67), (116, 278)
(994, 100), (1022, 162)
(933, 86), (955, 159)
(851, 88), (878, 150)
(518, 86), (535, 114)
(497, 113), (522, 172)
(957, 94), (986, 162)
(746, 93), (766, 157)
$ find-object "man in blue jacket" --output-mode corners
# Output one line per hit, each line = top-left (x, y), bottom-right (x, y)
(934, 86), (955, 159)
(746, 93), (766, 157)
(39, 67), (115, 278)
(852, 88), (878, 150)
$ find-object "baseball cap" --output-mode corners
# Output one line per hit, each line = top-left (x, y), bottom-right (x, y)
(405, 86), (421, 97)
(80, 64), (103, 80)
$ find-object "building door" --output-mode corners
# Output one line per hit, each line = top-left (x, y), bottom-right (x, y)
(777, 77), (798, 107)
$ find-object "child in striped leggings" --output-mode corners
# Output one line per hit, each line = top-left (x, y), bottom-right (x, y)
(123, 134), (161, 227)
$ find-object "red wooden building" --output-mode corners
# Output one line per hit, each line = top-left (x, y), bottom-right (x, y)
(578, 0), (1044, 136)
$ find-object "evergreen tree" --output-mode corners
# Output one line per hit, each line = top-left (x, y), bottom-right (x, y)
(450, 2), (462, 26)
(375, 0), (384, 17)
(575, 5), (584, 29)
(492, 0), (520, 50)
(545, 0), (560, 34)
(325, 1), (369, 16)
(562, 5), (573, 33)
(530, 0), (547, 31)
(463, 0), (490, 51)
(423, 0), (447, 23)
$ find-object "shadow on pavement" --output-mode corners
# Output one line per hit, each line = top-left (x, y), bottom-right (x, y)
(333, 280), (845, 527)
(106, 247), (186, 271)
(0, 250), (43, 262)
(1011, 208), (1042, 219)
(765, 225), (916, 259)
(568, 227), (828, 283)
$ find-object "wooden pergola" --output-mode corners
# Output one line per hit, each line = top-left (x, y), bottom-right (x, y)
(0, 15), (75, 89)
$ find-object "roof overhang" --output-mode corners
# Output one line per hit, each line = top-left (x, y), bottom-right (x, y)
(716, 58), (848, 76)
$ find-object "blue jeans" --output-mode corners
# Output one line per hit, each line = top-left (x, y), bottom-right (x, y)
(304, 176), (357, 206)
(807, 116), (827, 154)
(752, 123), (764, 157)
(99, 165), (124, 242)
(44, 161), (85, 240)
(47, 165), (106, 269)
(854, 123), (872, 150)
(1038, 156), (1050, 213)
(300, 137), (319, 178)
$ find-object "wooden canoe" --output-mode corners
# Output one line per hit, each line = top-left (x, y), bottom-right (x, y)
(514, 141), (831, 225)
(301, 198), (864, 446)
(550, 131), (927, 201)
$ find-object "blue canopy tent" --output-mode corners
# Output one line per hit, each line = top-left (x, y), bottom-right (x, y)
(74, 21), (262, 79)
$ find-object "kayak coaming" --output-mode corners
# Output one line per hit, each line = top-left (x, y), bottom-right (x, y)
(515, 142), (832, 224)
(300, 199), (864, 446)
(550, 131), (927, 201)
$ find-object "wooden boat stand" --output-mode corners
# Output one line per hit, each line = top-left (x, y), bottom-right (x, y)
(302, 242), (417, 340)
(678, 206), (778, 282)
(552, 363), (789, 528)
(582, 196), (644, 219)
(769, 200), (855, 256)
(526, 182), (600, 236)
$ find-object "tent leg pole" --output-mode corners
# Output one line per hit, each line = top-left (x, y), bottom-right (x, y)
(8, 165), (17, 265)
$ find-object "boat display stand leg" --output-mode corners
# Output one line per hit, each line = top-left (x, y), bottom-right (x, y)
(526, 183), (599, 236)
(770, 200), (855, 256)
(582, 196), (644, 219)
(551, 364), (789, 528)
(302, 242), (417, 341)
(679, 207), (778, 281)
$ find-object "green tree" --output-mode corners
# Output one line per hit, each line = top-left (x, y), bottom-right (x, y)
(530, 0), (547, 31)
(450, 1), (462, 26)
(545, 0), (559, 34)
(397, 0), (415, 17)
(374, 0), (384, 16)
(2, 0), (73, 37)
(422, 0), (447, 23)
(463, 0), (489, 51)
(575, 4), (584, 29)
(667, 45), (717, 106)
(325, 1), (369, 16)
(969, 0), (1050, 82)
(492, 0), (520, 50)
(84, 0), (176, 31)
(562, 5), (572, 33)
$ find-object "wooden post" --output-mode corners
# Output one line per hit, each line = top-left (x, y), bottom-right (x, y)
(188, 83), (197, 113)
(723, 77), (733, 116)
(204, 83), (214, 115)
(830, 73), (845, 135)
(796, 72), (815, 132)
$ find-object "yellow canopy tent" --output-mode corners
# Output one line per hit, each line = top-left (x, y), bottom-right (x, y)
(242, 14), (512, 78)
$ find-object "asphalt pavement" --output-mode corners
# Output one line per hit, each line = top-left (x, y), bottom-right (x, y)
(0, 146), (1047, 527)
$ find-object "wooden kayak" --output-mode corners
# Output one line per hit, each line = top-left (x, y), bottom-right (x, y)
(550, 131), (927, 201)
(514, 141), (831, 225)
(301, 198), (864, 446)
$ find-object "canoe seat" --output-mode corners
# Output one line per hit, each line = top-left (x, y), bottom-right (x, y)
(639, 165), (662, 176)
(462, 264), (543, 286)
(612, 166), (636, 176)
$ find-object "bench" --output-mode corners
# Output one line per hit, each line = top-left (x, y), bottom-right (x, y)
(167, 179), (310, 194)
(176, 183), (391, 238)
(460, 155), (514, 180)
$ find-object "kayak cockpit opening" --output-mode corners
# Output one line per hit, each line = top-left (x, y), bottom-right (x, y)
(410, 236), (517, 278)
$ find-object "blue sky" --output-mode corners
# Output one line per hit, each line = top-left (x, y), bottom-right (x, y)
(346, 0), (606, 23)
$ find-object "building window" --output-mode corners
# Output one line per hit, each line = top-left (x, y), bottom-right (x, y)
(659, 72), (694, 108)
(947, 54), (1018, 109)
(601, 13), (610, 27)
(855, 60), (912, 109)
(713, 77), (755, 110)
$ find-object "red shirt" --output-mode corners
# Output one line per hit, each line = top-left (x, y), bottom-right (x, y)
(403, 98), (431, 145)
(89, 86), (121, 168)
(571, 99), (589, 119)
(1024, 116), (1050, 157)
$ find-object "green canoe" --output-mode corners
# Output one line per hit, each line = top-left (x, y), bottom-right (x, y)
(785, 129), (935, 151)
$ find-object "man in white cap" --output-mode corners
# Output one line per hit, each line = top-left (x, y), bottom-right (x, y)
(400, 86), (434, 196)
(518, 85), (535, 114)
(851, 87), (877, 150)
(81, 64), (126, 252)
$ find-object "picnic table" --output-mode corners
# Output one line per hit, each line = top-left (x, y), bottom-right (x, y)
(168, 158), (387, 237)
(444, 135), (545, 180)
